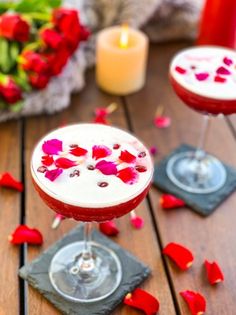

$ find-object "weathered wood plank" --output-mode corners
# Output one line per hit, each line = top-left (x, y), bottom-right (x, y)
(126, 42), (236, 315)
(0, 121), (21, 315)
(24, 70), (175, 314)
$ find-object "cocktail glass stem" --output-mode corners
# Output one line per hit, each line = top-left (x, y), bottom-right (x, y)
(196, 115), (210, 157)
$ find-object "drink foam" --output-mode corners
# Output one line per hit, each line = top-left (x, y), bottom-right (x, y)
(31, 124), (153, 208)
(170, 46), (236, 100)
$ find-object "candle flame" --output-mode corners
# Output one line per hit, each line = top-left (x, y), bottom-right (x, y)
(119, 24), (129, 49)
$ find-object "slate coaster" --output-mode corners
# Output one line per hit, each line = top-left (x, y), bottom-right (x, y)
(19, 225), (150, 315)
(153, 144), (236, 216)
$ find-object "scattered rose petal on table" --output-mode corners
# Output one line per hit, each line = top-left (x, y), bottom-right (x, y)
(99, 221), (119, 236)
(45, 168), (63, 181)
(154, 116), (171, 128)
(149, 146), (158, 156)
(51, 214), (66, 229)
(130, 210), (144, 229)
(41, 155), (54, 166)
(55, 158), (77, 169)
(92, 145), (112, 160)
(117, 167), (138, 184)
(93, 115), (109, 125)
(195, 72), (209, 81)
(119, 150), (136, 163)
(216, 66), (231, 75)
(204, 260), (224, 285)
(95, 160), (117, 175)
(42, 139), (63, 155)
(124, 288), (160, 315)
(180, 290), (206, 315)
(163, 242), (194, 270)
(223, 57), (233, 66)
(8, 225), (43, 245)
(0, 172), (23, 192)
(69, 147), (88, 157)
(160, 194), (185, 209)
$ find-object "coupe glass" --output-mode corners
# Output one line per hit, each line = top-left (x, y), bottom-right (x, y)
(31, 123), (153, 302)
(168, 46), (236, 194)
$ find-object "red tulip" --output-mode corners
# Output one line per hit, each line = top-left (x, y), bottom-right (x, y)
(0, 13), (29, 42)
(21, 51), (49, 74)
(41, 28), (64, 50)
(0, 78), (22, 104)
(29, 73), (50, 90)
(9, 225), (43, 245)
(204, 260), (224, 285)
(0, 172), (23, 192)
(163, 242), (194, 270)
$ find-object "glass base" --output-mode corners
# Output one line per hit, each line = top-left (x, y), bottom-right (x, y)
(49, 241), (122, 303)
(166, 151), (227, 194)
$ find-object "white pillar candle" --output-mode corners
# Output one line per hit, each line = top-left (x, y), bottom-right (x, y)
(96, 25), (149, 95)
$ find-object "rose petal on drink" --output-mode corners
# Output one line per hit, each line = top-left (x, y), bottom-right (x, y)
(8, 225), (43, 245)
(42, 139), (63, 155)
(119, 150), (136, 163)
(45, 168), (63, 181)
(214, 76), (227, 83)
(70, 146), (88, 157)
(95, 160), (118, 175)
(163, 242), (194, 270)
(204, 260), (224, 285)
(223, 57), (233, 66)
(149, 146), (158, 156)
(195, 72), (209, 81)
(55, 158), (77, 169)
(216, 66), (231, 75)
(124, 288), (160, 315)
(0, 172), (23, 192)
(154, 116), (171, 128)
(117, 167), (138, 184)
(92, 145), (112, 160)
(41, 155), (54, 166)
(180, 290), (206, 315)
(99, 221), (119, 236)
(160, 194), (185, 209)
(175, 66), (187, 74)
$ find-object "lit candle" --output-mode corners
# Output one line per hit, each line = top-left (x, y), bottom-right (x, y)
(96, 25), (149, 95)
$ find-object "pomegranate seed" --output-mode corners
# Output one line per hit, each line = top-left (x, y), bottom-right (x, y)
(37, 166), (47, 173)
(138, 151), (146, 158)
(98, 181), (109, 187)
(113, 144), (120, 150)
(87, 165), (95, 170)
(69, 170), (80, 177)
(69, 144), (78, 148)
(135, 165), (147, 172)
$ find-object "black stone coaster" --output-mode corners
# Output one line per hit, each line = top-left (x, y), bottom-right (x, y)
(19, 225), (150, 315)
(153, 144), (236, 216)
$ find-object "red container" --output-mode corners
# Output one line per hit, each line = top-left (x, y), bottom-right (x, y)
(197, 0), (236, 48)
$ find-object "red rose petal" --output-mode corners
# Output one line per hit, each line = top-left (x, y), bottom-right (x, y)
(154, 116), (171, 128)
(55, 158), (77, 169)
(70, 146), (88, 157)
(130, 211), (144, 229)
(180, 290), (206, 315)
(117, 167), (138, 185)
(175, 66), (187, 74)
(95, 160), (117, 175)
(216, 66), (231, 75)
(0, 172), (23, 192)
(92, 145), (112, 160)
(223, 57), (233, 66)
(163, 242), (194, 270)
(214, 76), (227, 83)
(124, 288), (160, 315)
(45, 168), (63, 181)
(149, 146), (158, 156)
(204, 260), (224, 285)
(51, 214), (66, 229)
(41, 155), (54, 166)
(119, 150), (136, 163)
(93, 115), (109, 125)
(8, 225), (43, 245)
(160, 194), (185, 209)
(42, 139), (62, 155)
(195, 72), (209, 81)
(94, 107), (108, 117)
(99, 221), (119, 236)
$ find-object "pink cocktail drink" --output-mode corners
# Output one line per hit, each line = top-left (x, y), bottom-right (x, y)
(31, 123), (153, 302)
(167, 46), (236, 194)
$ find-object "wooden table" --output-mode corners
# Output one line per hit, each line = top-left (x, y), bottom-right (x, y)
(1, 42), (236, 315)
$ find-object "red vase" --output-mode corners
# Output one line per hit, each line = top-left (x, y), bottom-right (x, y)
(197, 0), (236, 48)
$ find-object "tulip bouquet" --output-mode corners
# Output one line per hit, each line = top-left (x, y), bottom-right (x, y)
(0, 0), (89, 114)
